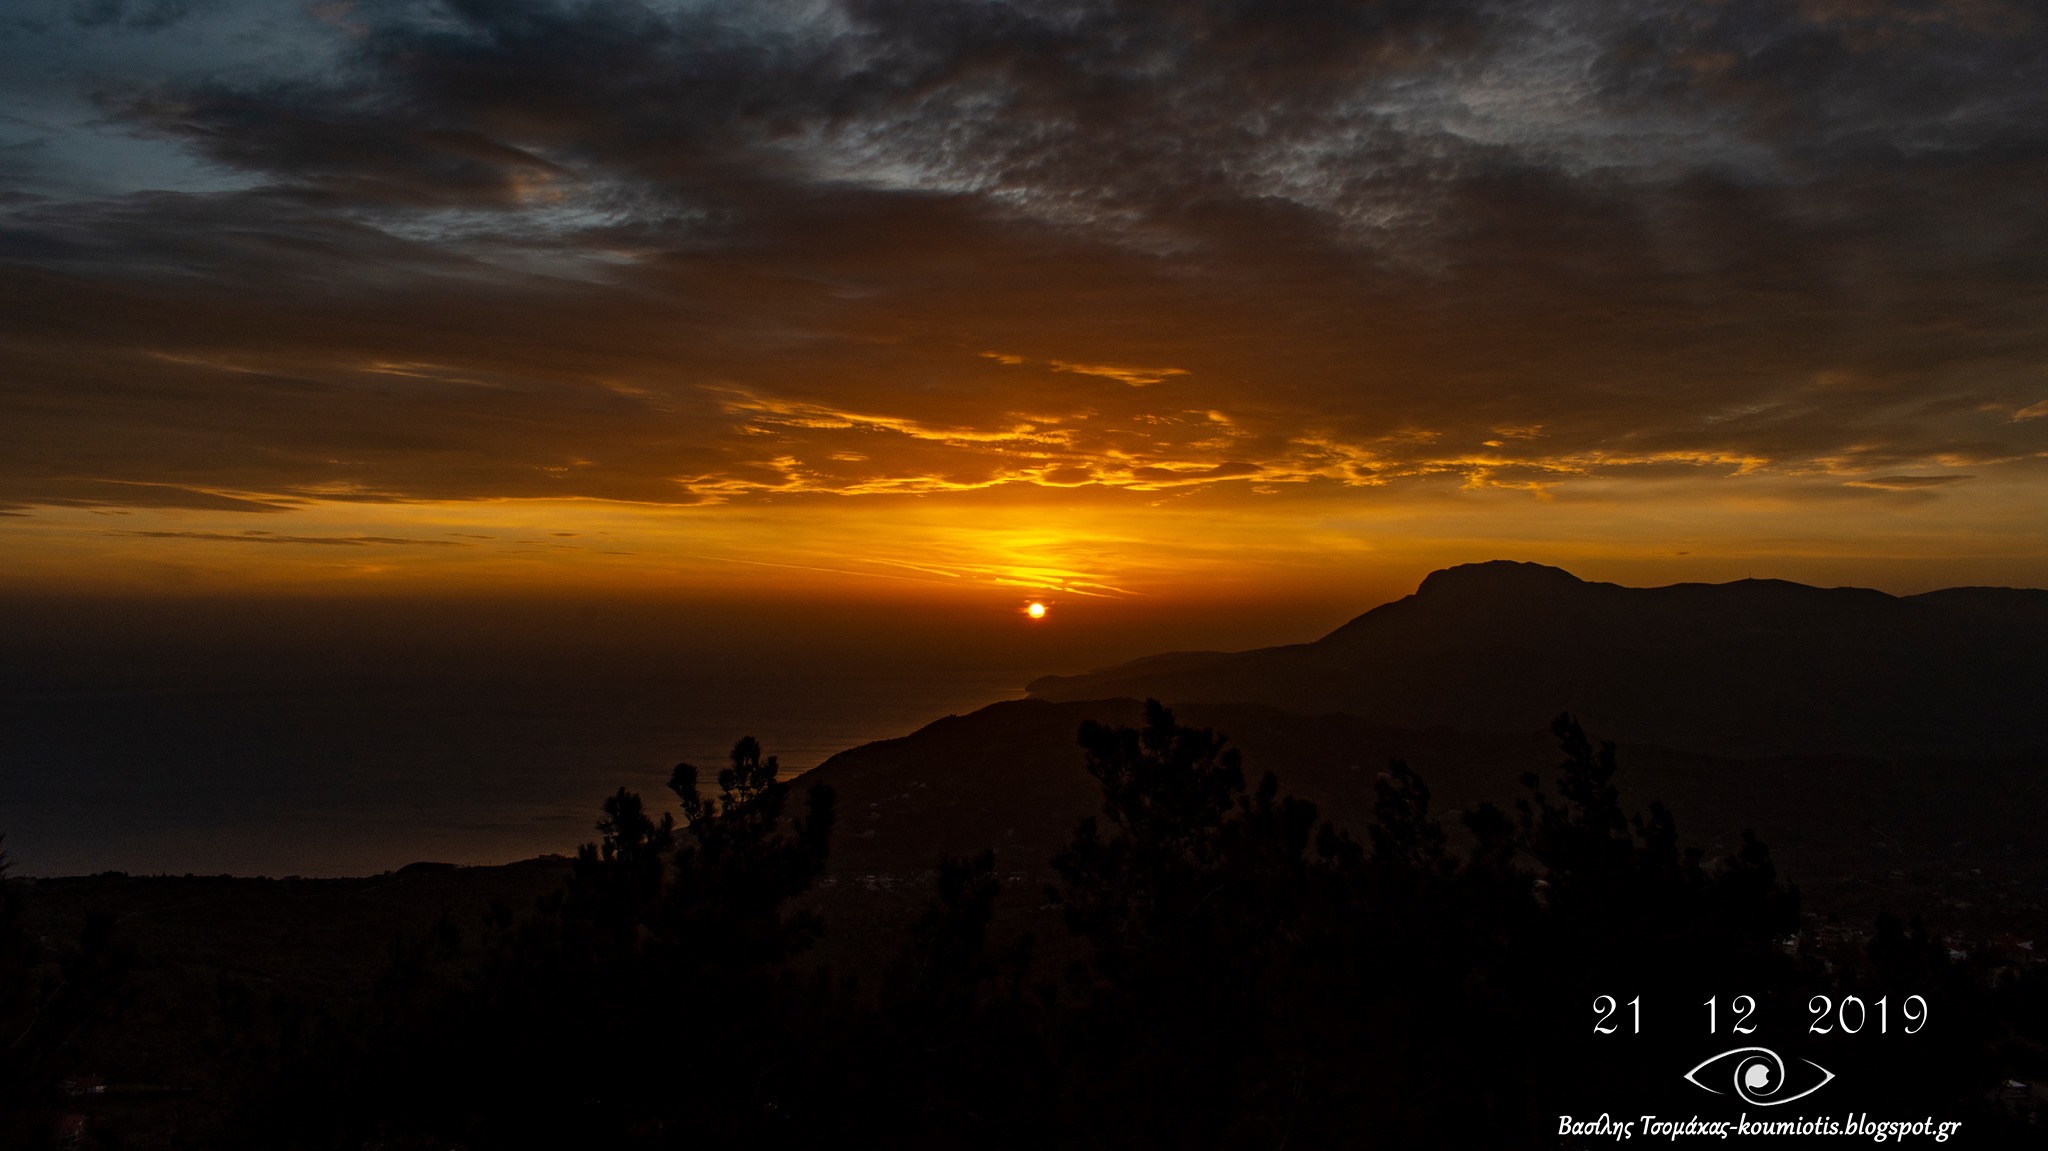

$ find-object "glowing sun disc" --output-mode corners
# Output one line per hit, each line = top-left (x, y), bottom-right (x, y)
(1026, 601), (1047, 619)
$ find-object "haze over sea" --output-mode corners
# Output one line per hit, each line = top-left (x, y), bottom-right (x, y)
(1, 593), (1341, 878)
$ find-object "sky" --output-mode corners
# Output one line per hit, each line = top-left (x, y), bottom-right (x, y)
(6, 0), (2048, 626)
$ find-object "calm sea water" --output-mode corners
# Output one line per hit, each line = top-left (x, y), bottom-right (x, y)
(0, 594), (1352, 877)
(0, 660), (1033, 877)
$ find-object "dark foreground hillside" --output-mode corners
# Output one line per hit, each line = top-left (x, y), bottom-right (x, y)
(10, 705), (2048, 1148)
(10, 563), (2047, 1146)
(811, 697), (2048, 940)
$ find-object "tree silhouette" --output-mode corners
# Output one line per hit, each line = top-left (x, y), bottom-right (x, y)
(0, 838), (49, 1148)
(655, 735), (835, 978)
(0, 838), (136, 1151)
(1032, 707), (1823, 1146)
(830, 848), (1052, 1146)
(1049, 700), (1320, 1147)
(210, 708), (2040, 1148)
(226, 739), (836, 1150)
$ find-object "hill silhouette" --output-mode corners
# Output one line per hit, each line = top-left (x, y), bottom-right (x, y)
(1027, 561), (2048, 758)
(17, 560), (2048, 1145)
(801, 697), (2048, 937)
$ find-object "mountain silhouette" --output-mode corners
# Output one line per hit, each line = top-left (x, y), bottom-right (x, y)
(1026, 561), (2048, 758)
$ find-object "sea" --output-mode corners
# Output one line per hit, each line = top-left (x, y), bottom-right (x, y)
(1, 667), (1038, 879)
(0, 595), (1335, 877)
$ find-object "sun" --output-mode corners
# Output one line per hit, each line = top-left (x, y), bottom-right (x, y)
(1025, 601), (1047, 620)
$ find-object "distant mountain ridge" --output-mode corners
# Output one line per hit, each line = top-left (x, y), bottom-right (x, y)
(1027, 561), (2048, 758)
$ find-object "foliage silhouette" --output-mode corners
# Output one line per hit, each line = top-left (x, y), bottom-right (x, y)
(210, 707), (2043, 1149)
(0, 838), (48, 1147)
(1049, 700), (1321, 1146)
(0, 837), (136, 1151)
(226, 738), (836, 1150)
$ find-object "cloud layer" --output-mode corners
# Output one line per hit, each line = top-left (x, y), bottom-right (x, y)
(4, 0), (2047, 589)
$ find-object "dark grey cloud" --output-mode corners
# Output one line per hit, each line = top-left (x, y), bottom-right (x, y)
(119, 88), (575, 209)
(70, 0), (194, 31)
(1593, 0), (2048, 168)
